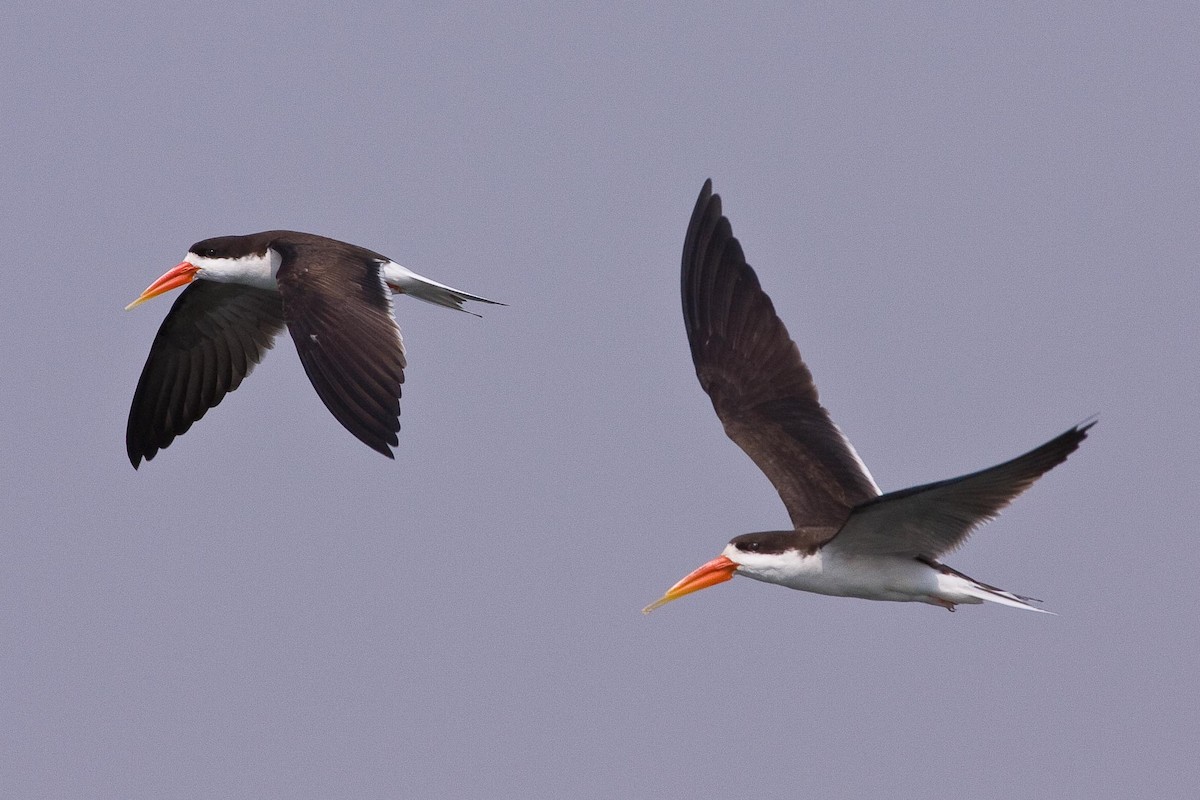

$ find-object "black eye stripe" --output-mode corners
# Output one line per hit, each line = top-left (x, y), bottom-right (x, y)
(730, 534), (795, 555)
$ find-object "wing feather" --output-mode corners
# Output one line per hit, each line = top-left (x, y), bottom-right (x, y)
(682, 180), (880, 530)
(276, 243), (406, 458)
(829, 422), (1094, 558)
(126, 282), (284, 467)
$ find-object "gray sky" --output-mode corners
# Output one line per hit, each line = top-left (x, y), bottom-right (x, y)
(2, 2), (1197, 798)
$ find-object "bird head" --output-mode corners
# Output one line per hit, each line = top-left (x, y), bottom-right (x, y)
(125, 236), (274, 310)
(642, 532), (807, 613)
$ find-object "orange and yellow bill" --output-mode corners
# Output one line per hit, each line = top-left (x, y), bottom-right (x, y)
(642, 554), (738, 614)
(125, 262), (199, 310)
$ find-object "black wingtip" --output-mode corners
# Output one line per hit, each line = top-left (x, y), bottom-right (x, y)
(361, 436), (397, 460)
(1057, 417), (1097, 452)
(1023, 419), (1096, 472)
(127, 442), (145, 470)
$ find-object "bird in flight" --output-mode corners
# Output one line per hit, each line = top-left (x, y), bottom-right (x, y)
(125, 230), (500, 468)
(644, 180), (1091, 614)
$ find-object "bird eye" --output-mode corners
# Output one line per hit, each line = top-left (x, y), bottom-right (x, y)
(736, 541), (759, 553)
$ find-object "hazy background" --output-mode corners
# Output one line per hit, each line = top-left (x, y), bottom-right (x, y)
(2, 3), (1197, 797)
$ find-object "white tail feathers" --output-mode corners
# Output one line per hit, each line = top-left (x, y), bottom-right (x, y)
(380, 261), (503, 316)
(932, 562), (1054, 614)
(965, 583), (1055, 614)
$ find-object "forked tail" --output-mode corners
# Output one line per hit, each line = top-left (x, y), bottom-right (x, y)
(381, 261), (504, 316)
(927, 558), (1054, 614)
(963, 582), (1053, 614)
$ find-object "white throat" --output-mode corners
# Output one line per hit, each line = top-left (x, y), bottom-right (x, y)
(188, 249), (281, 291)
(724, 543), (825, 586)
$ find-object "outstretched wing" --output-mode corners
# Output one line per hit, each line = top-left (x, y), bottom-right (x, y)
(682, 180), (881, 530)
(127, 282), (284, 467)
(829, 422), (1094, 558)
(276, 242), (407, 458)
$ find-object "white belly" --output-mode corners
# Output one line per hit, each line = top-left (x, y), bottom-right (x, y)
(737, 550), (946, 603)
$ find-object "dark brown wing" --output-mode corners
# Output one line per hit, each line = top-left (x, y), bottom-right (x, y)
(127, 282), (284, 468)
(275, 241), (406, 458)
(682, 180), (881, 532)
(829, 422), (1093, 558)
